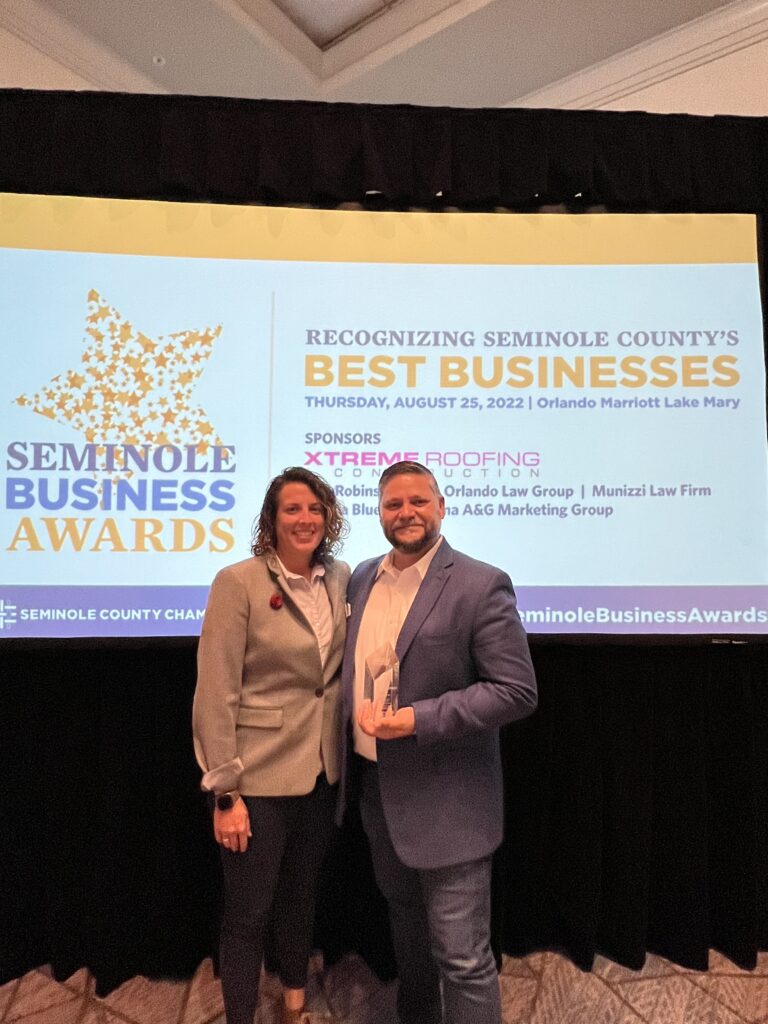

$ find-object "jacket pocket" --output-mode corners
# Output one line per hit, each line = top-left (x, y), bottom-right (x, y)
(236, 706), (283, 729)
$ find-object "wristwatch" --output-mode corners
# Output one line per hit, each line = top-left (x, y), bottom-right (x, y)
(215, 790), (240, 811)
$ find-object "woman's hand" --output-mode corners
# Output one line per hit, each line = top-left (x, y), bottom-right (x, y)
(214, 798), (252, 853)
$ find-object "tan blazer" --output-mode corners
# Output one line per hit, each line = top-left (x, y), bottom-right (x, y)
(193, 553), (350, 797)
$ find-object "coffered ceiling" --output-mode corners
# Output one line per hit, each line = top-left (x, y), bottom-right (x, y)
(2, 0), (765, 109)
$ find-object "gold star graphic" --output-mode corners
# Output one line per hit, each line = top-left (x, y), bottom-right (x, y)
(17, 291), (225, 472)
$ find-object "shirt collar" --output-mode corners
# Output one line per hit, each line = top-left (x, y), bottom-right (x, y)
(276, 556), (326, 583)
(376, 535), (443, 581)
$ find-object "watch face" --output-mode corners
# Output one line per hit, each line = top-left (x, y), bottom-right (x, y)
(216, 794), (234, 810)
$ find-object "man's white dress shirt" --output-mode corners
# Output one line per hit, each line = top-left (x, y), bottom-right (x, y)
(353, 538), (443, 761)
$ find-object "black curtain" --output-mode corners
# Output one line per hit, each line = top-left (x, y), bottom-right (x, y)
(2, 91), (768, 210)
(1, 89), (767, 994)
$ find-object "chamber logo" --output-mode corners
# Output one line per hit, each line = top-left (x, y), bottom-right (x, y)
(0, 599), (18, 630)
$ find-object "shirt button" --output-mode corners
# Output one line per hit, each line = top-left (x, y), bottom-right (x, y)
(315, 688), (324, 698)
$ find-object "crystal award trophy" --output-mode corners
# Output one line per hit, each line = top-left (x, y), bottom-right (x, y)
(363, 640), (399, 714)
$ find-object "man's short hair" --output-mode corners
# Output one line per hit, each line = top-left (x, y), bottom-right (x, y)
(378, 460), (442, 497)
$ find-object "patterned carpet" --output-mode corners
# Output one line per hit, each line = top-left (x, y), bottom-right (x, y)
(2, 949), (768, 1024)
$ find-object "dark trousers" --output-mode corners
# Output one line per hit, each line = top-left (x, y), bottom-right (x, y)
(358, 758), (501, 1024)
(218, 775), (337, 1024)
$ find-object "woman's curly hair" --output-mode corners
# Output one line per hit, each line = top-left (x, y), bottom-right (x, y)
(251, 467), (348, 564)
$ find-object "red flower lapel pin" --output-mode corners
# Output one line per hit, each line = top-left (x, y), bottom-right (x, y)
(269, 593), (283, 610)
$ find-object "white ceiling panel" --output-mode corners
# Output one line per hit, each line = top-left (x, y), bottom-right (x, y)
(271, 0), (386, 47)
(3, 0), (763, 110)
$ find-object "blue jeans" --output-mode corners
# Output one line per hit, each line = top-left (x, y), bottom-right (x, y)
(359, 759), (501, 1024)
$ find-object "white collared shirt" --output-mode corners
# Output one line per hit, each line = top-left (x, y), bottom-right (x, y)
(353, 537), (443, 761)
(276, 557), (333, 668)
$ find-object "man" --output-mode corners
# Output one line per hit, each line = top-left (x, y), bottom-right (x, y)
(341, 461), (537, 1024)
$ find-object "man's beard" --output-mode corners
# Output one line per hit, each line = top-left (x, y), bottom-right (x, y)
(383, 523), (438, 555)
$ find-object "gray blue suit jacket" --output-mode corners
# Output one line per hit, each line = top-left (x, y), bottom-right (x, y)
(341, 539), (537, 870)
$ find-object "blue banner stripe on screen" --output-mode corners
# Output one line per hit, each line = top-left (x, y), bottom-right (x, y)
(0, 587), (210, 637)
(0, 585), (765, 637)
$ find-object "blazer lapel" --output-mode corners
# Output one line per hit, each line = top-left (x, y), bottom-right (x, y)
(341, 560), (380, 702)
(265, 552), (313, 632)
(396, 541), (454, 661)
(347, 560), (379, 646)
(324, 561), (347, 638)
(266, 552), (290, 598)
(346, 557), (382, 667)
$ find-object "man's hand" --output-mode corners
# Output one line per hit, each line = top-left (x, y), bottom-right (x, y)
(358, 699), (416, 740)
(214, 798), (251, 853)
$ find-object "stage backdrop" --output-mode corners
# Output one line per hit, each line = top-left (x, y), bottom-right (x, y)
(2, 195), (766, 638)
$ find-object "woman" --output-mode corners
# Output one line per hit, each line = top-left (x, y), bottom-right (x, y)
(193, 467), (350, 1024)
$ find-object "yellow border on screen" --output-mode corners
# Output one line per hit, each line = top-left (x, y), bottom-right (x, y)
(0, 192), (757, 265)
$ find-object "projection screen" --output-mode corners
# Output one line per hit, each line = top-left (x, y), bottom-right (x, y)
(1, 193), (766, 638)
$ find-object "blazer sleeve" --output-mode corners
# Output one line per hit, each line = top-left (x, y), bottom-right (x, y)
(192, 566), (249, 793)
(411, 569), (537, 744)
